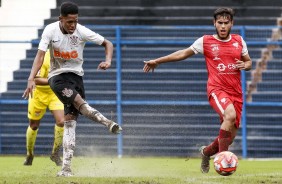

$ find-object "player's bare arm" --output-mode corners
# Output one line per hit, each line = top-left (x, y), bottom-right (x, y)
(143, 47), (195, 73)
(235, 54), (252, 71)
(97, 39), (113, 70)
(22, 50), (46, 99)
(34, 77), (49, 85)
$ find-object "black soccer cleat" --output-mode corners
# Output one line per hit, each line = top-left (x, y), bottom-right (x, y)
(23, 155), (34, 166)
(50, 153), (62, 166)
(109, 122), (122, 134)
(199, 146), (210, 173)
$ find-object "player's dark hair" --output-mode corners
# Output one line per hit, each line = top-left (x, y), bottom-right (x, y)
(214, 7), (234, 21)
(60, 2), (79, 17)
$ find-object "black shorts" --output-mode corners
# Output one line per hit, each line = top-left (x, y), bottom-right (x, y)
(48, 73), (85, 116)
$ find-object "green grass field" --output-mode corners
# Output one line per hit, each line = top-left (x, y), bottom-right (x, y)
(0, 156), (281, 184)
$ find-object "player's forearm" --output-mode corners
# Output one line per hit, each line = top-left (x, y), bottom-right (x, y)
(28, 50), (45, 80)
(28, 64), (42, 81)
(244, 60), (252, 71)
(34, 77), (49, 85)
(155, 48), (194, 65)
(103, 39), (113, 64)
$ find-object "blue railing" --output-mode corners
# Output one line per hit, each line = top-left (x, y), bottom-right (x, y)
(1, 25), (282, 158)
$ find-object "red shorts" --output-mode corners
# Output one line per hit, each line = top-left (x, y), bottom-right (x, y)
(208, 91), (243, 128)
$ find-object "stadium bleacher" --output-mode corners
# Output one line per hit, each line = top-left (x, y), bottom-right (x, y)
(0, 0), (281, 158)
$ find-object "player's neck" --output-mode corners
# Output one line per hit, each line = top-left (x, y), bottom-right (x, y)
(214, 34), (231, 41)
(59, 22), (68, 34)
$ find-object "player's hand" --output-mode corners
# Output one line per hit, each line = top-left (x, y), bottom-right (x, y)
(97, 61), (111, 70)
(235, 58), (246, 70)
(22, 80), (35, 99)
(143, 60), (158, 73)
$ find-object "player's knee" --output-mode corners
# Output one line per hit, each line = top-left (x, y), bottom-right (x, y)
(29, 120), (40, 130)
(30, 126), (39, 130)
(56, 120), (65, 127)
(224, 109), (236, 124)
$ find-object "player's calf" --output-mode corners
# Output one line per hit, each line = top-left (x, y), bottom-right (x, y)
(79, 103), (122, 133)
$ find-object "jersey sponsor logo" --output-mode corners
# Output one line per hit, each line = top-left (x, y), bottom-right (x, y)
(217, 63), (226, 72)
(62, 88), (73, 98)
(53, 50), (78, 60)
(217, 63), (237, 72)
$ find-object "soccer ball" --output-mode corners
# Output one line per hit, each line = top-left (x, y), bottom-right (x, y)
(213, 151), (238, 176)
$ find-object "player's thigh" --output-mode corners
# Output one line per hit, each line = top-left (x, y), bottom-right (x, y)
(28, 91), (47, 120)
(48, 93), (64, 111)
(233, 100), (243, 128)
(49, 73), (85, 116)
(48, 93), (64, 124)
(209, 91), (242, 128)
(48, 73), (79, 105)
(209, 91), (233, 122)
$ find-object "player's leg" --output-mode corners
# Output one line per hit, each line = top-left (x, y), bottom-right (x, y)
(199, 92), (235, 173)
(24, 119), (40, 165)
(49, 73), (122, 134)
(218, 103), (236, 152)
(200, 105), (236, 173)
(50, 109), (64, 166)
(49, 74), (78, 176)
(57, 112), (77, 177)
(228, 100), (242, 146)
(73, 94), (122, 134)
(49, 93), (65, 166)
(24, 92), (46, 166)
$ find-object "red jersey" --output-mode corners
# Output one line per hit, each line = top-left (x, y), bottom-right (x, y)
(191, 34), (248, 98)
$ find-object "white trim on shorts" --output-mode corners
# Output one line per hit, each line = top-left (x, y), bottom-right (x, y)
(211, 92), (224, 115)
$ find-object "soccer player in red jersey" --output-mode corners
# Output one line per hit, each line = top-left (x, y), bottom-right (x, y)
(143, 7), (252, 173)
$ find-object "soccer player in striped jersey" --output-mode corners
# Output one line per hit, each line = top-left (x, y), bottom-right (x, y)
(143, 7), (252, 174)
(24, 50), (64, 166)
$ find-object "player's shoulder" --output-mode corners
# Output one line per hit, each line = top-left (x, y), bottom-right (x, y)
(76, 23), (92, 32)
(44, 21), (59, 31)
(203, 34), (213, 38)
(230, 33), (240, 36)
(231, 34), (244, 41)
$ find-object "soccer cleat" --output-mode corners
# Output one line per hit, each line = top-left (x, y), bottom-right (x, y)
(50, 153), (62, 166)
(109, 121), (122, 134)
(199, 146), (210, 173)
(57, 168), (73, 177)
(23, 155), (34, 166)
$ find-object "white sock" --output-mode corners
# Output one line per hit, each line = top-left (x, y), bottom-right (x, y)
(62, 120), (76, 171)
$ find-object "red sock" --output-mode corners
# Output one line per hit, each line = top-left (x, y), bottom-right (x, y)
(218, 129), (232, 152)
(203, 137), (219, 156)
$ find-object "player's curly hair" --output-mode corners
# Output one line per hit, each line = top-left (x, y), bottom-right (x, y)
(214, 7), (234, 21)
(60, 2), (79, 17)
